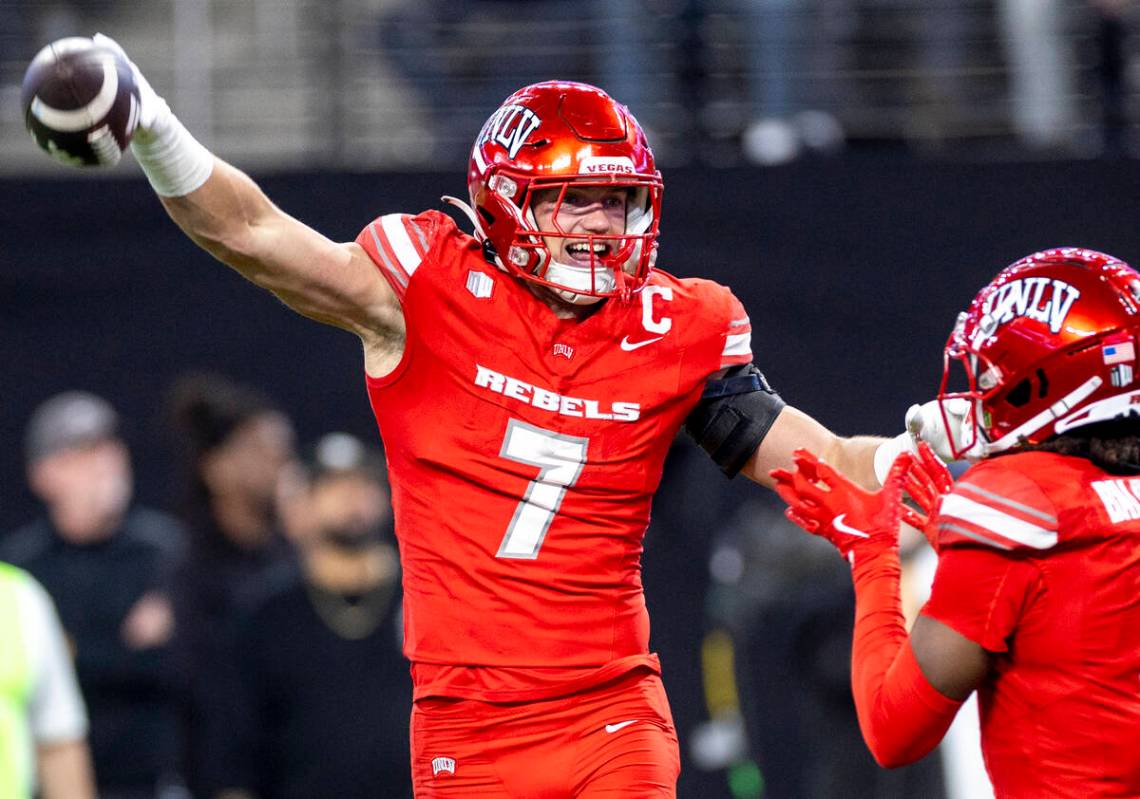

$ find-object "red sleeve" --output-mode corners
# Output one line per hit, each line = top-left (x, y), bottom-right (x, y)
(846, 549), (964, 768)
(354, 211), (439, 303)
(922, 545), (1044, 653)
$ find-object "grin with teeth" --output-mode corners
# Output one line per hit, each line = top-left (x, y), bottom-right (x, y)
(565, 242), (612, 258)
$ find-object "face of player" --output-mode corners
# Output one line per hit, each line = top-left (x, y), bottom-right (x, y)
(530, 186), (629, 270)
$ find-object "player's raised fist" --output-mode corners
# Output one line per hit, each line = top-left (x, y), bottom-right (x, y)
(21, 36), (140, 167)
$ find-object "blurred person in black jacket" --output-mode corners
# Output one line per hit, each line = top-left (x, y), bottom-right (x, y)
(211, 432), (410, 799)
(164, 373), (300, 798)
(0, 391), (187, 799)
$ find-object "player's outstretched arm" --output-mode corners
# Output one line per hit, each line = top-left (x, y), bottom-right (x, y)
(683, 367), (902, 489)
(738, 406), (885, 490)
(101, 35), (401, 345)
(158, 162), (401, 342)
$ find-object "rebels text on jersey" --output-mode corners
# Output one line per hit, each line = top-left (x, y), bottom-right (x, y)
(356, 210), (753, 701)
(923, 451), (1140, 796)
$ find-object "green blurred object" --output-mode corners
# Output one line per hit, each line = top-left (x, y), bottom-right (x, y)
(728, 759), (764, 798)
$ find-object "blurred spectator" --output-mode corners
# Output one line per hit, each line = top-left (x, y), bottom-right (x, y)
(164, 373), (300, 798)
(997, 0), (1078, 151)
(210, 432), (410, 799)
(1089, 0), (1135, 155)
(725, 0), (848, 165)
(377, 0), (675, 164)
(0, 391), (187, 799)
(0, 561), (96, 799)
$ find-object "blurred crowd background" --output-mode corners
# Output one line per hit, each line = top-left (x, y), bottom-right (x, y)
(1, 0), (1138, 172)
(1, 2), (1139, 798)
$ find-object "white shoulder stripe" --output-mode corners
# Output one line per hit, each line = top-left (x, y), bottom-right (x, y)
(723, 331), (752, 356)
(379, 214), (423, 275)
(956, 482), (1057, 524)
(940, 493), (1058, 549)
(367, 225), (408, 288)
(937, 521), (1013, 551)
(729, 317), (751, 328)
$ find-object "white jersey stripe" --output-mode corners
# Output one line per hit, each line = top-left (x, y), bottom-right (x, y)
(407, 219), (430, 253)
(723, 331), (752, 357)
(956, 482), (1057, 524)
(380, 214), (423, 276)
(729, 317), (750, 327)
(937, 521), (1014, 551)
(940, 493), (1058, 549)
(367, 225), (409, 289)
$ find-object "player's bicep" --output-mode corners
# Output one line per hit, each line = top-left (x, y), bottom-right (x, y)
(738, 406), (828, 487)
(909, 614), (991, 701)
(256, 232), (402, 340)
(161, 160), (399, 336)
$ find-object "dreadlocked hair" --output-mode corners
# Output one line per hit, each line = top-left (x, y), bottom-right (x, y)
(1007, 417), (1140, 475)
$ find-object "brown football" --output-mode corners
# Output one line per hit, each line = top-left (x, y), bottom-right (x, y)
(22, 37), (140, 168)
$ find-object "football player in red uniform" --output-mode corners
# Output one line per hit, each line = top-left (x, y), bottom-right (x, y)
(773, 248), (1140, 797)
(47, 36), (923, 796)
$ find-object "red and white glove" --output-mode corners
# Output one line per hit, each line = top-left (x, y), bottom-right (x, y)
(771, 449), (912, 563)
(900, 441), (954, 552)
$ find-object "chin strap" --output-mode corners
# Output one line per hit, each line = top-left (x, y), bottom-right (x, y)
(441, 195), (488, 242)
(441, 195), (505, 270)
(986, 376), (1104, 453)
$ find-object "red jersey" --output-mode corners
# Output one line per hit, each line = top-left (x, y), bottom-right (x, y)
(923, 451), (1140, 797)
(356, 210), (752, 701)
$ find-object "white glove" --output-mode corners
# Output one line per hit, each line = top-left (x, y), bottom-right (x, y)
(905, 397), (983, 461)
(93, 32), (212, 197)
(93, 33), (171, 141)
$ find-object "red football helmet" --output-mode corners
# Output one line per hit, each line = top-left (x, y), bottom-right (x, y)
(458, 81), (663, 303)
(938, 247), (1140, 459)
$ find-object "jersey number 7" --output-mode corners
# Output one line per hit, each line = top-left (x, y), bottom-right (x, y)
(496, 420), (589, 559)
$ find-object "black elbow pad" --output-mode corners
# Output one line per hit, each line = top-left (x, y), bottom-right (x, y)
(684, 364), (786, 478)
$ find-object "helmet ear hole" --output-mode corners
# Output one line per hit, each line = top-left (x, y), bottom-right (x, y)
(1036, 369), (1049, 399)
(1005, 379), (1032, 408)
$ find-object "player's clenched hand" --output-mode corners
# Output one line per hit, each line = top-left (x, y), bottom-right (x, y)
(901, 441), (954, 551)
(92, 33), (169, 139)
(771, 449), (912, 562)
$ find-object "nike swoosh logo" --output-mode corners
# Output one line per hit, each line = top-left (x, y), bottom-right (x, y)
(620, 336), (664, 351)
(605, 720), (638, 734)
(32, 58), (119, 132)
(832, 514), (870, 539)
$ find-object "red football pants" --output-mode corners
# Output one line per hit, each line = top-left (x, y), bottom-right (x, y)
(410, 669), (680, 798)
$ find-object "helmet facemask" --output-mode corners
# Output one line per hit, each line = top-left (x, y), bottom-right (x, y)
(937, 318), (997, 460)
(501, 175), (660, 304)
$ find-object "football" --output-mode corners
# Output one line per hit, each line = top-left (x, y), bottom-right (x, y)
(21, 37), (140, 168)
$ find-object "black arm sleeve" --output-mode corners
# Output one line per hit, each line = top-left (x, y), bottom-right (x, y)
(683, 364), (786, 478)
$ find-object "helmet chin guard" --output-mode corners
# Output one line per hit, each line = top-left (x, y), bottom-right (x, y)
(466, 81), (663, 302)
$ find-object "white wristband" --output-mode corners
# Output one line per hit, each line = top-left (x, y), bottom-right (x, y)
(130, 112), (214, 198)
(873, 431), (916, 485)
